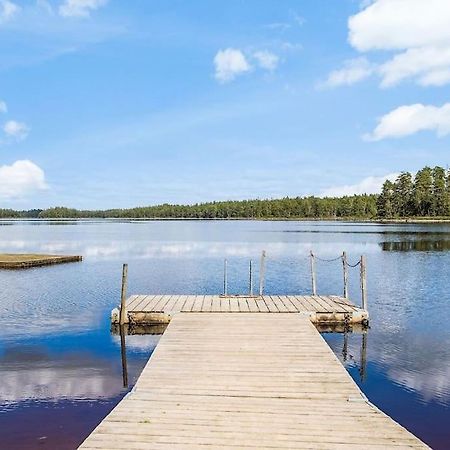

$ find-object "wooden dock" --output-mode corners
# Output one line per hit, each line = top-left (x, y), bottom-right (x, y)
(111, 294), (369, 326)
(81, 313), (427, 449)
(0, 253), (82, 269)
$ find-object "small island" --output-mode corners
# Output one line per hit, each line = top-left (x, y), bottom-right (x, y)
(0, 254), (82, 269)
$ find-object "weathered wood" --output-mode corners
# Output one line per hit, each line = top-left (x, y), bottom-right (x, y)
(310, 251), (317, 296)
(360, 255), (367, 310)
(81, 314), (427, 449)
(259, 250), (266, 296)
(119, 264), (128, 326)
(112, 295), (369, 325)
(342, 251), (349, 299)
(0, 253), (82, 269)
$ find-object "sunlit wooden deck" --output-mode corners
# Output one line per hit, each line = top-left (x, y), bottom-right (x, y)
(112, 294), (369, 325)
(81, 313), (427, 449)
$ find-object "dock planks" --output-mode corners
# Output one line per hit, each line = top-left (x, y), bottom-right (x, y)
(0, 253), (82, 269)
(81, 313), (427, 449)
(114, 294), (367, 325)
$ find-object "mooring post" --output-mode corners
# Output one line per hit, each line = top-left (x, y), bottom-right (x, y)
(249, 259), (253, 296)
(342, 251), (349, 299)
(310, 251), (317, 296)
(119, 263), (128, 326)
(360, 255), (367, 310)
(223, 259), (228, 296)
(259, 250), (266, 296)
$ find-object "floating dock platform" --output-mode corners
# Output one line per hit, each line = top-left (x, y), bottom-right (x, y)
(81, 312), (428, 449)
(0, 253), (82, 269)
(111, 294), (369, 326)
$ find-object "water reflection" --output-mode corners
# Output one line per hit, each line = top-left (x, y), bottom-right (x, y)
(381, 240), (450, 251)
(119, 326), (128, 388)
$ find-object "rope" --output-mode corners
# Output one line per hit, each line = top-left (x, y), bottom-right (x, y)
(310, 252), (362, 267)
(345, 260), (361, 268)
(312, 255), (343, 263)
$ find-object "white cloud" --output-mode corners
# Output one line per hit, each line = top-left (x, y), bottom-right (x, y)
(59, 0), (108, 18)
(364, 103), (450, 141)
(0, 100), (7, 113)
(320, 57), (374, 88)
(326, 0), (450, 88)
(214, 48), (251, 83)
(349, 0), (450, 52)
(379, 46), (450, 87)
(0, 0), (20, 23)
(253, 50), (279, 71)
(0, 160), (48, 199)
(3, 120), (29, 140)
(320, 173), (399, 197)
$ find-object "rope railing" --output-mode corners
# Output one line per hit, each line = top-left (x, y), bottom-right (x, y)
(220, 250), (368, 311)
(309, 250), (367, 309)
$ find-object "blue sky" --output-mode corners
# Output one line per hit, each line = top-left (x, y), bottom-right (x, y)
(1, 0), (450, 209)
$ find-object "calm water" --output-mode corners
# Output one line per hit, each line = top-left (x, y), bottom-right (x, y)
(0, 220), (449, 449)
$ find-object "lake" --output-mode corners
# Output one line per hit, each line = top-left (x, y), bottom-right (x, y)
(0, 220), (449, 449)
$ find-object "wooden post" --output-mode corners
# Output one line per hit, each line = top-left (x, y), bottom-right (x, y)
(360, 255), (367, 310)
(119, 263), (128, 326)
(249, 259), (253, 296)
(259, 250), (266, 297)
(223, 259), (228, 296)
(342, 251), (349, 299)
(310, 251), (317, 296)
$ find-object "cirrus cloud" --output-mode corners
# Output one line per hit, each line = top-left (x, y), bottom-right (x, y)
(364, 103), (450, 141)
(0, 160), (48, 199)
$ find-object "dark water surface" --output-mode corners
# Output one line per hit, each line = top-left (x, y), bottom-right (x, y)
(0, 220), (449, 449)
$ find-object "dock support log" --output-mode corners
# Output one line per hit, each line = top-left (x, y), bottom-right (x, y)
(360, 255), (367, 311)
(310, 251), (317, 296)
(119, 263), (128, 325)
(342, 251), (349, 299)
(259, 250), (266, 296)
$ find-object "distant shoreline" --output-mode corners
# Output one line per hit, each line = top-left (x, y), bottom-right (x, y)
(1, 217), (450, 224)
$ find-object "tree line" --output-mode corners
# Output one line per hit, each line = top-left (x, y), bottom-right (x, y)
(1, 166), (449, 220)
(377, 166), (450, 218)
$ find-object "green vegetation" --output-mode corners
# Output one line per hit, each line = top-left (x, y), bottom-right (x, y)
(377, 166), (450, 218)
(1, 166), (449, 220)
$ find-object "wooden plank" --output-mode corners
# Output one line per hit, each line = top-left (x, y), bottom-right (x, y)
(170, 295), (188, 313)
(211, 295), (221, 312)
(271, 295), (289, 312)
(220, 296), (230, 312)
(82, 313), (427, 449)
(180, 295), (196, 312)
(127, 295), (146, 312)
(247, 297), (259, 312)
(191, 295), (205, 313)
(162, 295), (180, 314)
(262, 295), (278, 312)
(237, 297), (250, 312)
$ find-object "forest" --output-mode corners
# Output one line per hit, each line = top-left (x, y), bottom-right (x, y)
(1, 166), (449, 220)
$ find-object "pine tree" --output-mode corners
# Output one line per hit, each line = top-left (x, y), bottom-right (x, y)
(413, 167), (433, 216)
(432, 166), (446, 216)
(377, 180), (395, 218)
(393, 172), (413, 216)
